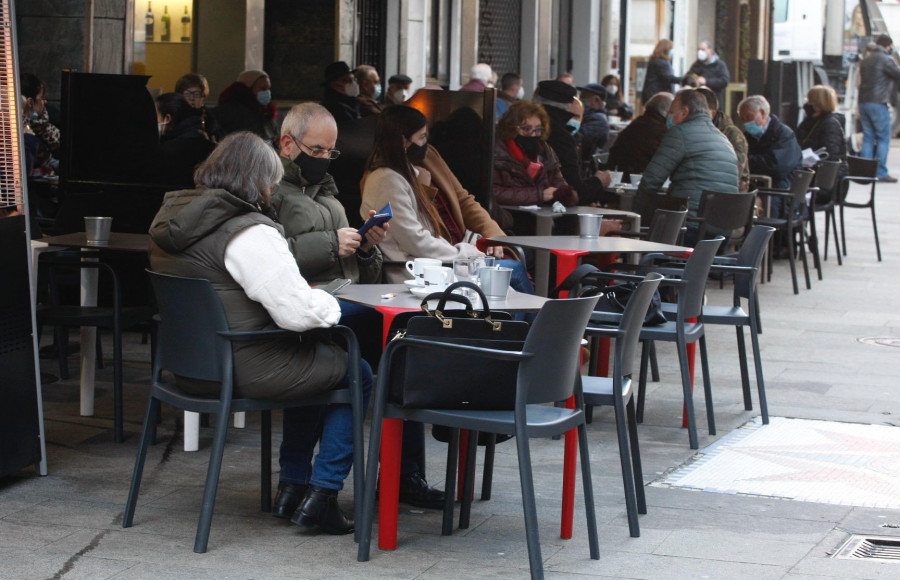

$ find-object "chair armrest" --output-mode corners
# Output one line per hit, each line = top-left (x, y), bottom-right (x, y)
(841, 175), (877, 185)
(584, 326), (625, 339)
(219, 329), (300, 341)
(578, 268), (688, 287)
(605, 228), (649, 240)
(756, 190), (793, 200)
(712, 256), (738, 266)
(708, 264), (756, 275)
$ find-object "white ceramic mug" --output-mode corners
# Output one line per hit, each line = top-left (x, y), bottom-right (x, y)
(629, 173), (643, 186)
(423, 266), (454, 289)
(610, 171), (623, 185)
(405, 257), (442, 285)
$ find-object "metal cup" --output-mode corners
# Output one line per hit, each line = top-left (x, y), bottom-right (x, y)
(84, 217), (113, 246)
(578, 213), (603, 239)
(478, 266), (513, 300)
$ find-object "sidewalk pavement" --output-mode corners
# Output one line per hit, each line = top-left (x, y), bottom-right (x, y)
(2, 147), (900, 579)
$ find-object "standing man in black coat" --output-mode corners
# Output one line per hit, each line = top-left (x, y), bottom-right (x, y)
(534, 80), (613, 205)
(688, 40), (731, 110)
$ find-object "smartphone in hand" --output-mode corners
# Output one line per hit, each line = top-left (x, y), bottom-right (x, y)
(320, 278), (351, 295)
(358, 202), (392, 238)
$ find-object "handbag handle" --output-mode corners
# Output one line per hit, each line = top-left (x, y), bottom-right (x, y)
(420, 281), (494, 319)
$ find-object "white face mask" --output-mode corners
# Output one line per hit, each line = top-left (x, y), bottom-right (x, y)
(606, 84), (618, 97)
(698, 49), (709, 62)
(343, 79), (360, 98)
(515, 86), (525, 100)
(157, 121), (168, 136)
(389, 88), (409, 104)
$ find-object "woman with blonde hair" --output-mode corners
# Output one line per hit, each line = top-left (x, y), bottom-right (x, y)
(642, 38), (682, 103)
(796, 84), (846, 201)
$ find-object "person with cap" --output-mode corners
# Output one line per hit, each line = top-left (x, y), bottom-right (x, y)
(384, 74), (412, 105)
(534, 79), (614, 206)
(215, 69), (277, 145)
(321, 61), (361, 124)
(687, 40), (731, 110)
(354, 65), (383, 118)
(858, 33), (900, 181)
(460, 63), (493, 92)
(577, 82), (610, 162)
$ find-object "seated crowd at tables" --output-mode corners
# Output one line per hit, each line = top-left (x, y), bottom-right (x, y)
(14, 58), (851, 537)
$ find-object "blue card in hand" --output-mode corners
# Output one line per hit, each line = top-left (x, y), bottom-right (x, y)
(357, 202), (392, 238)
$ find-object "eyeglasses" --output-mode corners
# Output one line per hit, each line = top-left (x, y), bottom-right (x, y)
(294, 138), (341, 160)
(518, 125), (543, 136)
(183, 90), (206, 100)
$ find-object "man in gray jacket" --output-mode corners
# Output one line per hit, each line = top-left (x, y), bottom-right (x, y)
(637, 88), (739, 244)
(858, 34), (900, 182)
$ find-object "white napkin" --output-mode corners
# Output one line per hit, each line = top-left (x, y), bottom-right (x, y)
(517, 205), (541, 210)
(551, 201), (566, 213)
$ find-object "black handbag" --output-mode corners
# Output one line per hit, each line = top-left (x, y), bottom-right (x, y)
(389, 281), (530, 410)
(553, 264), (667, 326)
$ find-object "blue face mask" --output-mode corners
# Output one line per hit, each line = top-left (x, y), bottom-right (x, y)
(566, 118), (581, 135)
(373, 85), (383, 101)
(744, 120), (763, 137)
(256, 90), (272, 107)
(666, 114), (675, 129)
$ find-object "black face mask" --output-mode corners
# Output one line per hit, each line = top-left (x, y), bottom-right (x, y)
(514, 135), (541, 157)
(294, 151), (331, 185)
(406, 141), (428, 164)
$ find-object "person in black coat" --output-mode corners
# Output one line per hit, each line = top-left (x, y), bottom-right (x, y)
(215, 69), (278, 145)
(688, 41), (731, 110)
(320, 61), (362, 124)
(608, 92), (673, 178)
(796, 84), (847, 202)
(642, 39), (681, 103)
(156, 92), (216, 188)
(534, 80), (613, 206)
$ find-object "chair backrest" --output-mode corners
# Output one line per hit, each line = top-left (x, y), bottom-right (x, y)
(617, 273), (664, 378)
(813, 160), (841, 193)
(733, 225), (776, 301)
(647, 209), (688, 245)
(846, 155), (878, 180)
(519, 296), (600, 405)
(632, 189), (688, 226)
(694, 191), (757, 240)
(148, 270), (231, 383)
(679, 237), (723, 319)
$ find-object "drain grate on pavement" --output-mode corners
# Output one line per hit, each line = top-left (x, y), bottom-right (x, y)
(652, 417), (900, 508)
(834, 535), (900, 562)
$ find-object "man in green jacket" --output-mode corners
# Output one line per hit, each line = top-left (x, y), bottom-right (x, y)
(637, 88), (739, 245)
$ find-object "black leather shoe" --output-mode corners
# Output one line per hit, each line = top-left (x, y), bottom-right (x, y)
(290, 485), (354, 535)
(399, 471), (445, 509)
(272, 482), (307, 519)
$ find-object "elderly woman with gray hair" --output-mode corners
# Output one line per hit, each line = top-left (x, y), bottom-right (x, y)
(149, 131), (371, 536)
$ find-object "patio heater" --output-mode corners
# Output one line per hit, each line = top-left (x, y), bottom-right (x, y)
(0, 0), (44, 477)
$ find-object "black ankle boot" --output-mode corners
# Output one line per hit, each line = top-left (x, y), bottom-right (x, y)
(290, 485), (354, 535)
(272, 482), (307, 519)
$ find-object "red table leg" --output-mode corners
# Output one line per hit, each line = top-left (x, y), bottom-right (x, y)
(375, 306), (409, 346)
(550, 249), (590, 296)
(378, 417), (404, 550)
(561, 394), (577, 539)
(683, 317), (698, 427)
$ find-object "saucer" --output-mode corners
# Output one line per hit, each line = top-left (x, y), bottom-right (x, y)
(410, 285), (441, 298)
(404, 279), (424, 289)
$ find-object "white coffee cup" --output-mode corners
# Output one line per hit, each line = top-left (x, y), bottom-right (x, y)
(405, 257), (442, 285)
(610, 171), (623, 185)
(423, 266), (454, 289)
(629, 173), (643, 186)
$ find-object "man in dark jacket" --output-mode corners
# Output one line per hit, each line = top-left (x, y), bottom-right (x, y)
(534, 80), (613, 205)
(608, 91), (673, 178)
(739, 94), (802, 219)
(638, 88), (738, 243)
(688, 41), (731, 109)
(858, 34), (900, 181)
(321, 61), (362, 124)
(354, 65), (383, 118)
(577, 83), (610, 163)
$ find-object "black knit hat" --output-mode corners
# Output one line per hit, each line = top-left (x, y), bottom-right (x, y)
(536, 80), (577, 104)
(322, 61), (357, 85)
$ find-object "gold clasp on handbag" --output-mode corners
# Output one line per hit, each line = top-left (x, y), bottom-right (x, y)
(484, 316), (502, 331)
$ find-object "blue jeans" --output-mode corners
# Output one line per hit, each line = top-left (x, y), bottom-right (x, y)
(279, 359), (372, 490)
(496, 259), (534, 294)
(859, 102), (892, 178)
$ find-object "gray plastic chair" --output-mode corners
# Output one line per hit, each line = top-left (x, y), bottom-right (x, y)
(839, 155), (881, 262)
(588, 237), (723, 449)
(123, 271), (365, 553)
(582, 273), (664, 538)
(809, 160), (843, 270)
(357, 296), (601, 580)
(696, 226), (775, 425)
(690, 190), (757, 251)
